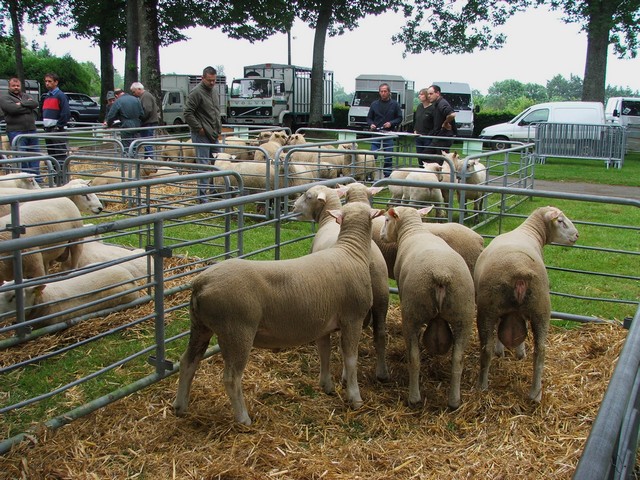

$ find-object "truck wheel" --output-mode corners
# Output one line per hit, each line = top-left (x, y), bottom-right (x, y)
(173, 118), (184, 126)
(493, 136), (510, 150)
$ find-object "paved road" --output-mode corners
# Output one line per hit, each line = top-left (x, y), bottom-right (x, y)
(533, 180), (639, 199)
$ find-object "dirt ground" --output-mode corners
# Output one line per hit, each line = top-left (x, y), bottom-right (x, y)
(0, 306), (628, 480)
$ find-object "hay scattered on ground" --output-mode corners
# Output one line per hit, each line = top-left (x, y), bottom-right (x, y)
(0, 308), (628, 480)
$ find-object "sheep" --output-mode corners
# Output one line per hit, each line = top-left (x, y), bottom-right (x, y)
(404, 169), (446, 217)
(337, 182), (484, 279)
(90, 166), (158, 186)
(473, 206), (579, 402)
(427, 151), (465, 205)
(159, 139), (196, 162)
(0, 179), (103, 216)
(0, 172), (41, 190)
(76, 241), (152, 279)
(0, 265), (142, 329)
(387, 164), (442, 205)
(0, 197), (84, 282)
(380, 206), (475, 409)
(457, 159), (488, 221)
(174, 202), (382, 425)
(221, 135), (257, 160)
(253, 131), (289, 161)
(292, 185), (390, 382)
(345, 151), (376, 182)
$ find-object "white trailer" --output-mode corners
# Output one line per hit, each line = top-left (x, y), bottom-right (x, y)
(347, 74), (415, 130)
(160, 74), (228, 125)
(431, 81), (476, 138)
(227, 63), (334, 129)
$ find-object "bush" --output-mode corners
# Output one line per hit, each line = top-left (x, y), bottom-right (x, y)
(473, 111), (517, 136)
(332, 104), (349, 129)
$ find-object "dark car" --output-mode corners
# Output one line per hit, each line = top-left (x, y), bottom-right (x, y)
(40, 92), (101, 125)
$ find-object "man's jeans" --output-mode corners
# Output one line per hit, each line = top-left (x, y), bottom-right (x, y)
(191, 133), (220, 200)
(371, 136), (395, 177)
(7, 130), (41, 178)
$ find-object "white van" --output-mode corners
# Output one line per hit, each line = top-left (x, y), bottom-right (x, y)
(479, 101), (605, 149)
(605, 97), (640, 127)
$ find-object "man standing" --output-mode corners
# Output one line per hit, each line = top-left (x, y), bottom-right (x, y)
(105, 89), (144, 155)
(184, 66), (222, 201)
(366, 83), (402, 177)
(131, 82), (159, 158)
(42, 72), (70, 175)
(0, 77), (40, 176)
(426, 84), (457, 162)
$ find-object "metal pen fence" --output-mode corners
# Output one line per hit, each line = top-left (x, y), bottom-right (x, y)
(0, 128), (638, 476)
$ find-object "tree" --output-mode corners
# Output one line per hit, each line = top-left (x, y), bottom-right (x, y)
(333, 82), (351, 105)
(392, 0), (640, 104)
(546, 74), (583, 101)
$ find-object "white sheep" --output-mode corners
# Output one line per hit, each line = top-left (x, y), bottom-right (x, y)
(253, 131), (289, 161)
(429, 151), (465, 205)
(159, 139), (196, 162)
(76, 240), (152, 279)
(380, 206), (476, 409)
(387, 165), (442, 205)
(404, 169), (446, 218)
(0, 197), (84, 282)
(473, 206), (579, 402)
(0, 265), (142, 329)
(221, 135), (257, 160)
(457, 159), (488, 221)
(174, 202), (382, 425)
(292, 185), (390, 382)
(90, 166), (158, 186)
(0, 172), (41, 190)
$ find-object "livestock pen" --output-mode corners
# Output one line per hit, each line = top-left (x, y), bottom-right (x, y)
(0, 146), (638, 478)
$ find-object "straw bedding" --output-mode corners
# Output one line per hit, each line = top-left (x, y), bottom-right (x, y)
(0, 304), (628, 480)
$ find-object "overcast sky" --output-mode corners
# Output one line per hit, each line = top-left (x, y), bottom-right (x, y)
(24, 7), (640, 95)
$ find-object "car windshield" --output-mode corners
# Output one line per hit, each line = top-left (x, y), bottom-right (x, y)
(231, 79), (272, 99)
(441, 93), (472, 111)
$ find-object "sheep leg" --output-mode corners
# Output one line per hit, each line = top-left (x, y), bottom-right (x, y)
(173, 323), (214, 417)
(221, 342), (252, 425)
(448, 336), (465, 409)
(477, 313), (497, 391)
(316, 334), (335, 394)
(528, 316), (549, 403)
(402, 315), (422, 405)
(339, 321), (363, 409)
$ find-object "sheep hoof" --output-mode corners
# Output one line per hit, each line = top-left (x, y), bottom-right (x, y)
(376, 369), (390, 383)
(529, 388), (542, 403)
(236, 414), (252, 426)
(173, 400), (187, 417)
(448, 400), (461, 410)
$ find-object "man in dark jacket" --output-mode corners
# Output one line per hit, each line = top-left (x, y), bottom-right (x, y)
(184, 66), (222, 201)
(42, 72), (71, 174)
(0, 77), (40, 176)
(105, 89), (144, 155)
(366, 83), (402, 177)
(131, 82), (159, 158)
(426, 84), (457, 163)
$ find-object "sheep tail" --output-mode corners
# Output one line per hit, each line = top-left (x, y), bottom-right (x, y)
(434, 284), (447, 312)
(514, 279), (528, 305)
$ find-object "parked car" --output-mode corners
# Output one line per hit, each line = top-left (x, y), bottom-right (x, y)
(40, 92), (101, 125)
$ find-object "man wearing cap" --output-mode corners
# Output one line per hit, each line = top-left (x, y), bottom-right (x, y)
(131, 82), (159, 158)
(105, 88), (144, 154)
(104, 90), (116, 119)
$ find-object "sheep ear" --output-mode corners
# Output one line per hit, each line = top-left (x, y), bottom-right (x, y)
(369, 186), (384, 195)
(327, 209), (344, 225)
(371, 209), (385, 219)
(34, 284), (46, 296)
(545, 208), (561, 222)
(417, 206), (434, 216)
(335, 185), (348, 198)
(317, 190), (327, 203)
(387, 208), (399, 219)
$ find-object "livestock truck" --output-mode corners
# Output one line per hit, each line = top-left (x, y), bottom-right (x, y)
(347, 74), (415, 130)
(431, 81), (476, 138)
(160, 74), (228, 125)
(226, 63), (334, 129)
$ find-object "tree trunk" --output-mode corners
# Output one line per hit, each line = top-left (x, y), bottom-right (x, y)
(582, 1), (614, 103)
(9, 1), (25, 85)
(99, 34), (115, 121)
(124, 0), (139, 88)
(309, 0), (333, 128)
(139, 0), (163, 123)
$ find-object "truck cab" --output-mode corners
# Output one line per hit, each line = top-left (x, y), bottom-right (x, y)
(605, 97), (640, 127)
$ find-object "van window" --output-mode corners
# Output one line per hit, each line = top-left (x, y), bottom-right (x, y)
(621, 100), (640, 117)
(520, 108), (549, 125)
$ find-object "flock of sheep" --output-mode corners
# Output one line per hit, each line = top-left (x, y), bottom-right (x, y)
(0, 172), (150, 330)
(174, 181), (580, 426)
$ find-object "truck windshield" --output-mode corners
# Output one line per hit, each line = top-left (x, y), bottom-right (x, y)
(441, 93), (472, 111)
(231, 79), (272, 99)
(352, 91), (399, 107)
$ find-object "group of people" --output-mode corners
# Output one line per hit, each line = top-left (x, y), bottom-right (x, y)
(104, 82), (159, 155)
(367, 83), (457, 176)
(0, 73), (72, 179)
